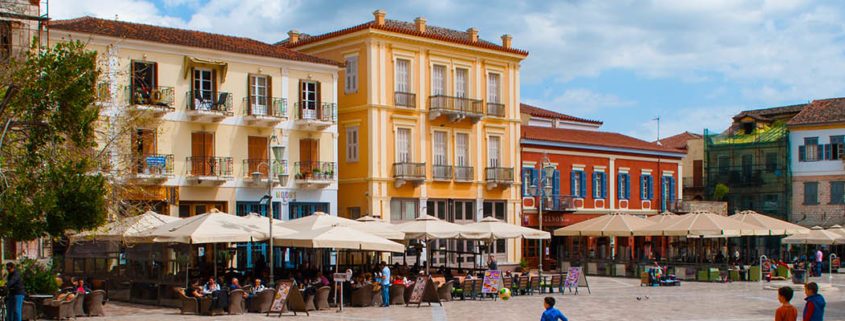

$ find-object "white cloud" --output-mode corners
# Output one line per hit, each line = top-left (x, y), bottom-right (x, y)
(626, 105), (737, 141)
(50, 0), (187, 28)
(524, 88), (633, 117)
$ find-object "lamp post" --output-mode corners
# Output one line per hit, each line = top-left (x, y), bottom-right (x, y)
(256, 135), (283, 284)
(525, 158), (555, 283)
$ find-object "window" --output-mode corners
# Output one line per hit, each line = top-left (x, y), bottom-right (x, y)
(640, 174), (654, 200)
(396, 128), (411, 163)
(345, 126), (358, 162)
(390, 199), (418, 221)
(248, 75), (268, 115)
(432, 65), (446, 95)
(483, 201), (506, 221)
(299, 80), (319, 116)
(831, 136), (844, 160)
(455, 133), (469, 166)
(717, 155), (730, 175)
(571, 170), (586, 198)
(741, 154), (753, 179)
(800, 137), (820, 162)
(395, 59), (410, 93)
(433, 131), (447, 165)
(765, 152), (778, 172)
(192, 68), (214, 109)
(455, 68), (468, 98)
(235, 201), (281, 220)
(593, 171), (607, 199)
(289, 202), (330, 219)
(0, 21), (11, 60)
(347, 207), (361, 219)
(803, 182), (819, 205)
(130, 61), (157, 105)
(617, 173), (630, 200)
(487, 73), (500, 103)
(487, 136), (500, 167)
(345, 56), (358, 93)
(830, 181), (845, 205)
(522, 167), (538, 197)
(661, 175), (676, 211)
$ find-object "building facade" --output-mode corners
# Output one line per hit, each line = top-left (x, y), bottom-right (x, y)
(519, 104), (684, 269)
(49, 17), (340, 268)
(787, 98), (845, 227)
(283, 10), (528, 265)
(658, 132), (705, 201)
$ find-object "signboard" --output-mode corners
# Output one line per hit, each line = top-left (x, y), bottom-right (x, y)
(333, 272), (351, 282)
(407, 276), (427, 305)
(481, 270), (502, 294)
(406, 276), (442, 307)
(268, 281), (292, 314)
(563, 267), (590, 295)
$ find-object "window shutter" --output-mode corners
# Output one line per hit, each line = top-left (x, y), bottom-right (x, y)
(818, 143), (824, 161)
(640, 175), (645, 199)
(298, 80), (304, 112)
(130, 62), (136, 97)
(825, 144), (831, 160)
(266, 76), (273, 111)
(247, 75), (255, 112)
(552, 170), (561, 209)
(625, 174), (631, 199)
(570, 171), (576, 196)
(211, 69), (218, 97)
(580, 171), (587, 198)
(316, 81), (322, 119)
(669, 177), (676, 201)
(153, 62), (158, 87)
(648, 176), (654, 200)
(591, 172), (598, 198)
(617, 173), (623, 199)
(601, 173), (607, 199)
(799, 145), (806, 162)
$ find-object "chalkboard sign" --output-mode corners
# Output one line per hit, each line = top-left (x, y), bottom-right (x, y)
(481, 270), (502, 294)
(268, 281), (292, 315)
(406, 275), (442, 308)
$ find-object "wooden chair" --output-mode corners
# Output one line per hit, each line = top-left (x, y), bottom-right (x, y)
(437, 280), (454, 302)
(461, 279), (475, 300)
(248, 289), (275, 313)
(173, 287), (199, 315)
(389, 284), (405, 305)
(640, 272), (650, 286)
(472, 279), (483, 299)
(228, 289), (246, 315)
(85, 290), (107, 317)
(350, 284), (373, 307)
(315, 286), (331, 310)
(529, 277), (540, 295)
(545, 274), (562, 294)
(503, 277), (513, 294)
(517, 276), (529, 296)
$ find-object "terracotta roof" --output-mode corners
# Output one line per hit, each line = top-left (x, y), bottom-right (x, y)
(522, 126), (684, 156)
(655, 131), (702, 151)
(49, 16), (341, 67)
(279, 19), (528, 56)
(520, 103), (603, 125)
(787, 97), (845, 126)
(733, 103), (806, 122)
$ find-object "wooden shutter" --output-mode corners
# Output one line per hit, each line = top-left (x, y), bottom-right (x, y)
(211, 69), (218, 100)
(141, 129), (156, 155)
(130, 61), (136, 99)
(316, 81), (322, 119)
(190, 68), (197, 109)
(310, 139), (320, 162)
(266, 76), (273, 116)
(570, 172), (576, 196)
(248, 136), (268, 175)
(191, 132), (204, 176)
(247, 75), (255, 114)
(298, 80), (304, 118)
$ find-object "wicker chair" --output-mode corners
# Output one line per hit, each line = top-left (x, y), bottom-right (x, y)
(43, 294), (79, 320)
(389, 284), (405, 305)
(173, 287), (199, 315)
(73, 292), (86, 317)
(315, 286), (331, 310)
(85, 290), (107, 317)
(403, 284), (413, 304)
(249, 289), (275, 313)
(350, 284), (373, 307)
(437, 280), (454, 302)
(228, 289), (246, 315)
(22, 300), (37, 321)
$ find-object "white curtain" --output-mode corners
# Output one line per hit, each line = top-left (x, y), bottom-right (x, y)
(397, 128), (411, 163)
(432, 65), (445, 95)
(487, 136), (500, 167)
(456, 133), (468, 166)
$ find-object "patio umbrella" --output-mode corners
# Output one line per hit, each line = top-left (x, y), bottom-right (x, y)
(634, 210), (766, 237)
(282, 212), (403, 240)
(71, 210), (180, 243)
(144, 209), (269, 244)
(781, 226), (844, 245)
(241, 212), (297, 237)
(646, 211), (679, 224)
(555, 212), (654, 237)
(827, 224), (845, 238)
(354, 215), (406, 240)
(462, 216), (550, 240)
(272, 225), (405, 252)
(729, 210), (809, 236)
(396, 214), (469, 239)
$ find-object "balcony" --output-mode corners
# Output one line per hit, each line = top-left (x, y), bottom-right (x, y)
(242, 97), (286, 126)
(126, 86), (175, 117)
(428, 95), (483, 123)
(185, 156), (233, 185)
(486, 102), (505, 118)
(294, 161), (335, 188)
(393, 162), (426, 188)
(454, 166), (474, 182)
(394, 92), (416, 108)
(485, 167), (514, 189)
(127, 154), (174, 185)
(293, 102), (337, 130)
(185, 91), (233, 123)
(432, 164), (452, 181)
(242, 159), (287, 186)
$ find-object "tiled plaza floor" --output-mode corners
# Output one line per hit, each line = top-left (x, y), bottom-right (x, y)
(85, 275), (845, 321)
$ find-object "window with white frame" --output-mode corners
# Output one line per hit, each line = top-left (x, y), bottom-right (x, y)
(593, 171), (607, 199)
(455, 68), (468, 98)
(432, 65), (446, 96)
(249, 75), (268, 115)
(487, 136), (501, 167)
(345, 126), (358, 162)
(395, 59), (410, 93)
(433, 131), (447, 165)
(396, 128), (411, 163)
(487, 73), (500, 103)
(456, 133), (469, 166)
(345, 56), (358, 93)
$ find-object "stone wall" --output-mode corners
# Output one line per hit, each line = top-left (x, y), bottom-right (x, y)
(687, 201), (728, 215)
(791, 175), (845, 227)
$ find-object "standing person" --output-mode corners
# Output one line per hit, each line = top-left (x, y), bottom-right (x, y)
(380, 261), (391, 307)
(814, 248), (823, 277)
(487, 255), (498, 271)
(5, 262), (25, 321)
(775, 287), (798, 321)
(802, 282), (825, 321)
(540, 297), (568, 321)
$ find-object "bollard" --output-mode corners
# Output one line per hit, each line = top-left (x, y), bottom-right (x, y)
(759, 255), (768, 283)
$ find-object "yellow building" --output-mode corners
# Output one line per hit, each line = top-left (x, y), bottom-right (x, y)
(283, 10), (528, 265)
(49, 17), (340, 228)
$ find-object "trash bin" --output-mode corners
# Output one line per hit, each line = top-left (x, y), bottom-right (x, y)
(792, 269), (806, 284)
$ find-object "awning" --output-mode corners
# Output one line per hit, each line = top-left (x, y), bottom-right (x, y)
(183, 56), (228, 82)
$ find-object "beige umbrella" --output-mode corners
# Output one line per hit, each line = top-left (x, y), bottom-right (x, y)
(782, 226), (844, 245)
(272, 225), (405, 252)
(72, 211), (180, 243)
(462, 216), (550, 240)
(396, 214), (469, 239)
(354, 216), (406, 240)
(145, 209), (269, 244)
(555, 213), (654, 237)
(241, 213), (297, 236)
(729, 210), (810, 236)
(827, 224), (845, 237)
(647, 211), (679, 224)
(282, 212), (402, 240)
(634, 210), (765, 237)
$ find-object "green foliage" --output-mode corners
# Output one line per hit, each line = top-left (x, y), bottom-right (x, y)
(713, 183), (730, 201)
(0, 41), (106, 240)
(17, 257), (59, 295)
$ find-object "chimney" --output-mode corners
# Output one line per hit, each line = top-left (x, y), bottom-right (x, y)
(415, 17), (427, 33)
(288, 29), (301, 44)
(373, 9), (386, 26)
(467, 27), (478, 43)
(501, 34), (512, 49)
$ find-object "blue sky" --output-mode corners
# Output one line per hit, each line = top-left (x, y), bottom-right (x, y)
(52, 0), (845, 140)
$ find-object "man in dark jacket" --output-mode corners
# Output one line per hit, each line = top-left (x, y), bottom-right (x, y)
(6, 262), (25, 321)
(803, 282), (825, 321)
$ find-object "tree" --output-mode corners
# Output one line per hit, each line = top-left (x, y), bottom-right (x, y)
(713, 183), (730, 201)
(0, 40), (107, 240)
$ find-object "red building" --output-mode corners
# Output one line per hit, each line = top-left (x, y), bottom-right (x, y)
(519, 104), (685, 269)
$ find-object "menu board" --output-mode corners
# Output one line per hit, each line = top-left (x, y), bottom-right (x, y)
(407, 276), (427, 305)
(564, 267), (581, 289)
(268, 281), (292, 314)
(481, 270), (502, 294)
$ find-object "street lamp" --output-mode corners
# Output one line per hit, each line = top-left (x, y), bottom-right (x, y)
(256, 135), (283, 284)
(524, 158), (555, 281)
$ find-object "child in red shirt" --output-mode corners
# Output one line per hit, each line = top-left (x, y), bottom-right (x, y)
(775, 286), (798, 321)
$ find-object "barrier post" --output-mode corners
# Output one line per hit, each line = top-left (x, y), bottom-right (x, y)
(759, 255), (768, 283)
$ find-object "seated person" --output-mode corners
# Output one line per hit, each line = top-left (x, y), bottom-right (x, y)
(45, 292), (76, 307)
(75, 279), (92, 295)
(230, 277), (242, 290)
(187, 280), (204, 298)
(249, 279), (266, 295)
(316, 272), (330, 287)
(203, 277), (220, 296)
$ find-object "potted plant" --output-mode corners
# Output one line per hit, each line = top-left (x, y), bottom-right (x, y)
(18, 257), (60, 295)
(312, 168), (322, 180)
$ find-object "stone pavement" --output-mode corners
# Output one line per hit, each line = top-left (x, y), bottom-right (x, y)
(90, 275), (845, 321)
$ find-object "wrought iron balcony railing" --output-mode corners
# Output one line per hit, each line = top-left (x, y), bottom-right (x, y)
(294, 161), (336, 180)
(131, 154), (174, 176)
(393, 162), (426, 180)
(454, 166), (474, 182)
(429, 95), (483, 116)
(127, 86), (175, 108)
(242, 159), (286, 178)
(242, 97), (287, 118)
(185, 90), (233, 113)
(486, 102), (505, 117)
(485, 167), (514, 183)
(185, 156), (233, 177)
(394, 91), (416, 108)
(432, 164), (452, 180)
(293, 102), (337, 123)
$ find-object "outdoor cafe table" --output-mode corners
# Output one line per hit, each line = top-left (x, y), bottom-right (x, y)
(28, 294), (54, 317)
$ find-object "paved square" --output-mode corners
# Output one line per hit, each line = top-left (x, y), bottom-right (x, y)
(96, 275), (844, 321)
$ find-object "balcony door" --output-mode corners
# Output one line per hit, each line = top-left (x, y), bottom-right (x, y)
(299, 138), (319, 174)
(132, 129), (156, 173)
(487, 136), (501, 167)
(192, 68), (215, 109)
(431, 65), (446, 96)
(248, 75), (270, 115)
(456, 133), (468, 167)
(191, 132), (214, 176)
(433, 131), (447, 166)
(130, 61), (157, 104)
(299, 80), (320, 119)
(396, 128), (411, 163)
(248, 136), (268, 176)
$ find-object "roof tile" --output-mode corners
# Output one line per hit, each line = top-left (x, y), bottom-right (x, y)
(655, 131), (702, 151)
(787, 97), (845, 126)
(520, 103), (603, 125)
(522, 126), (683, 155)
